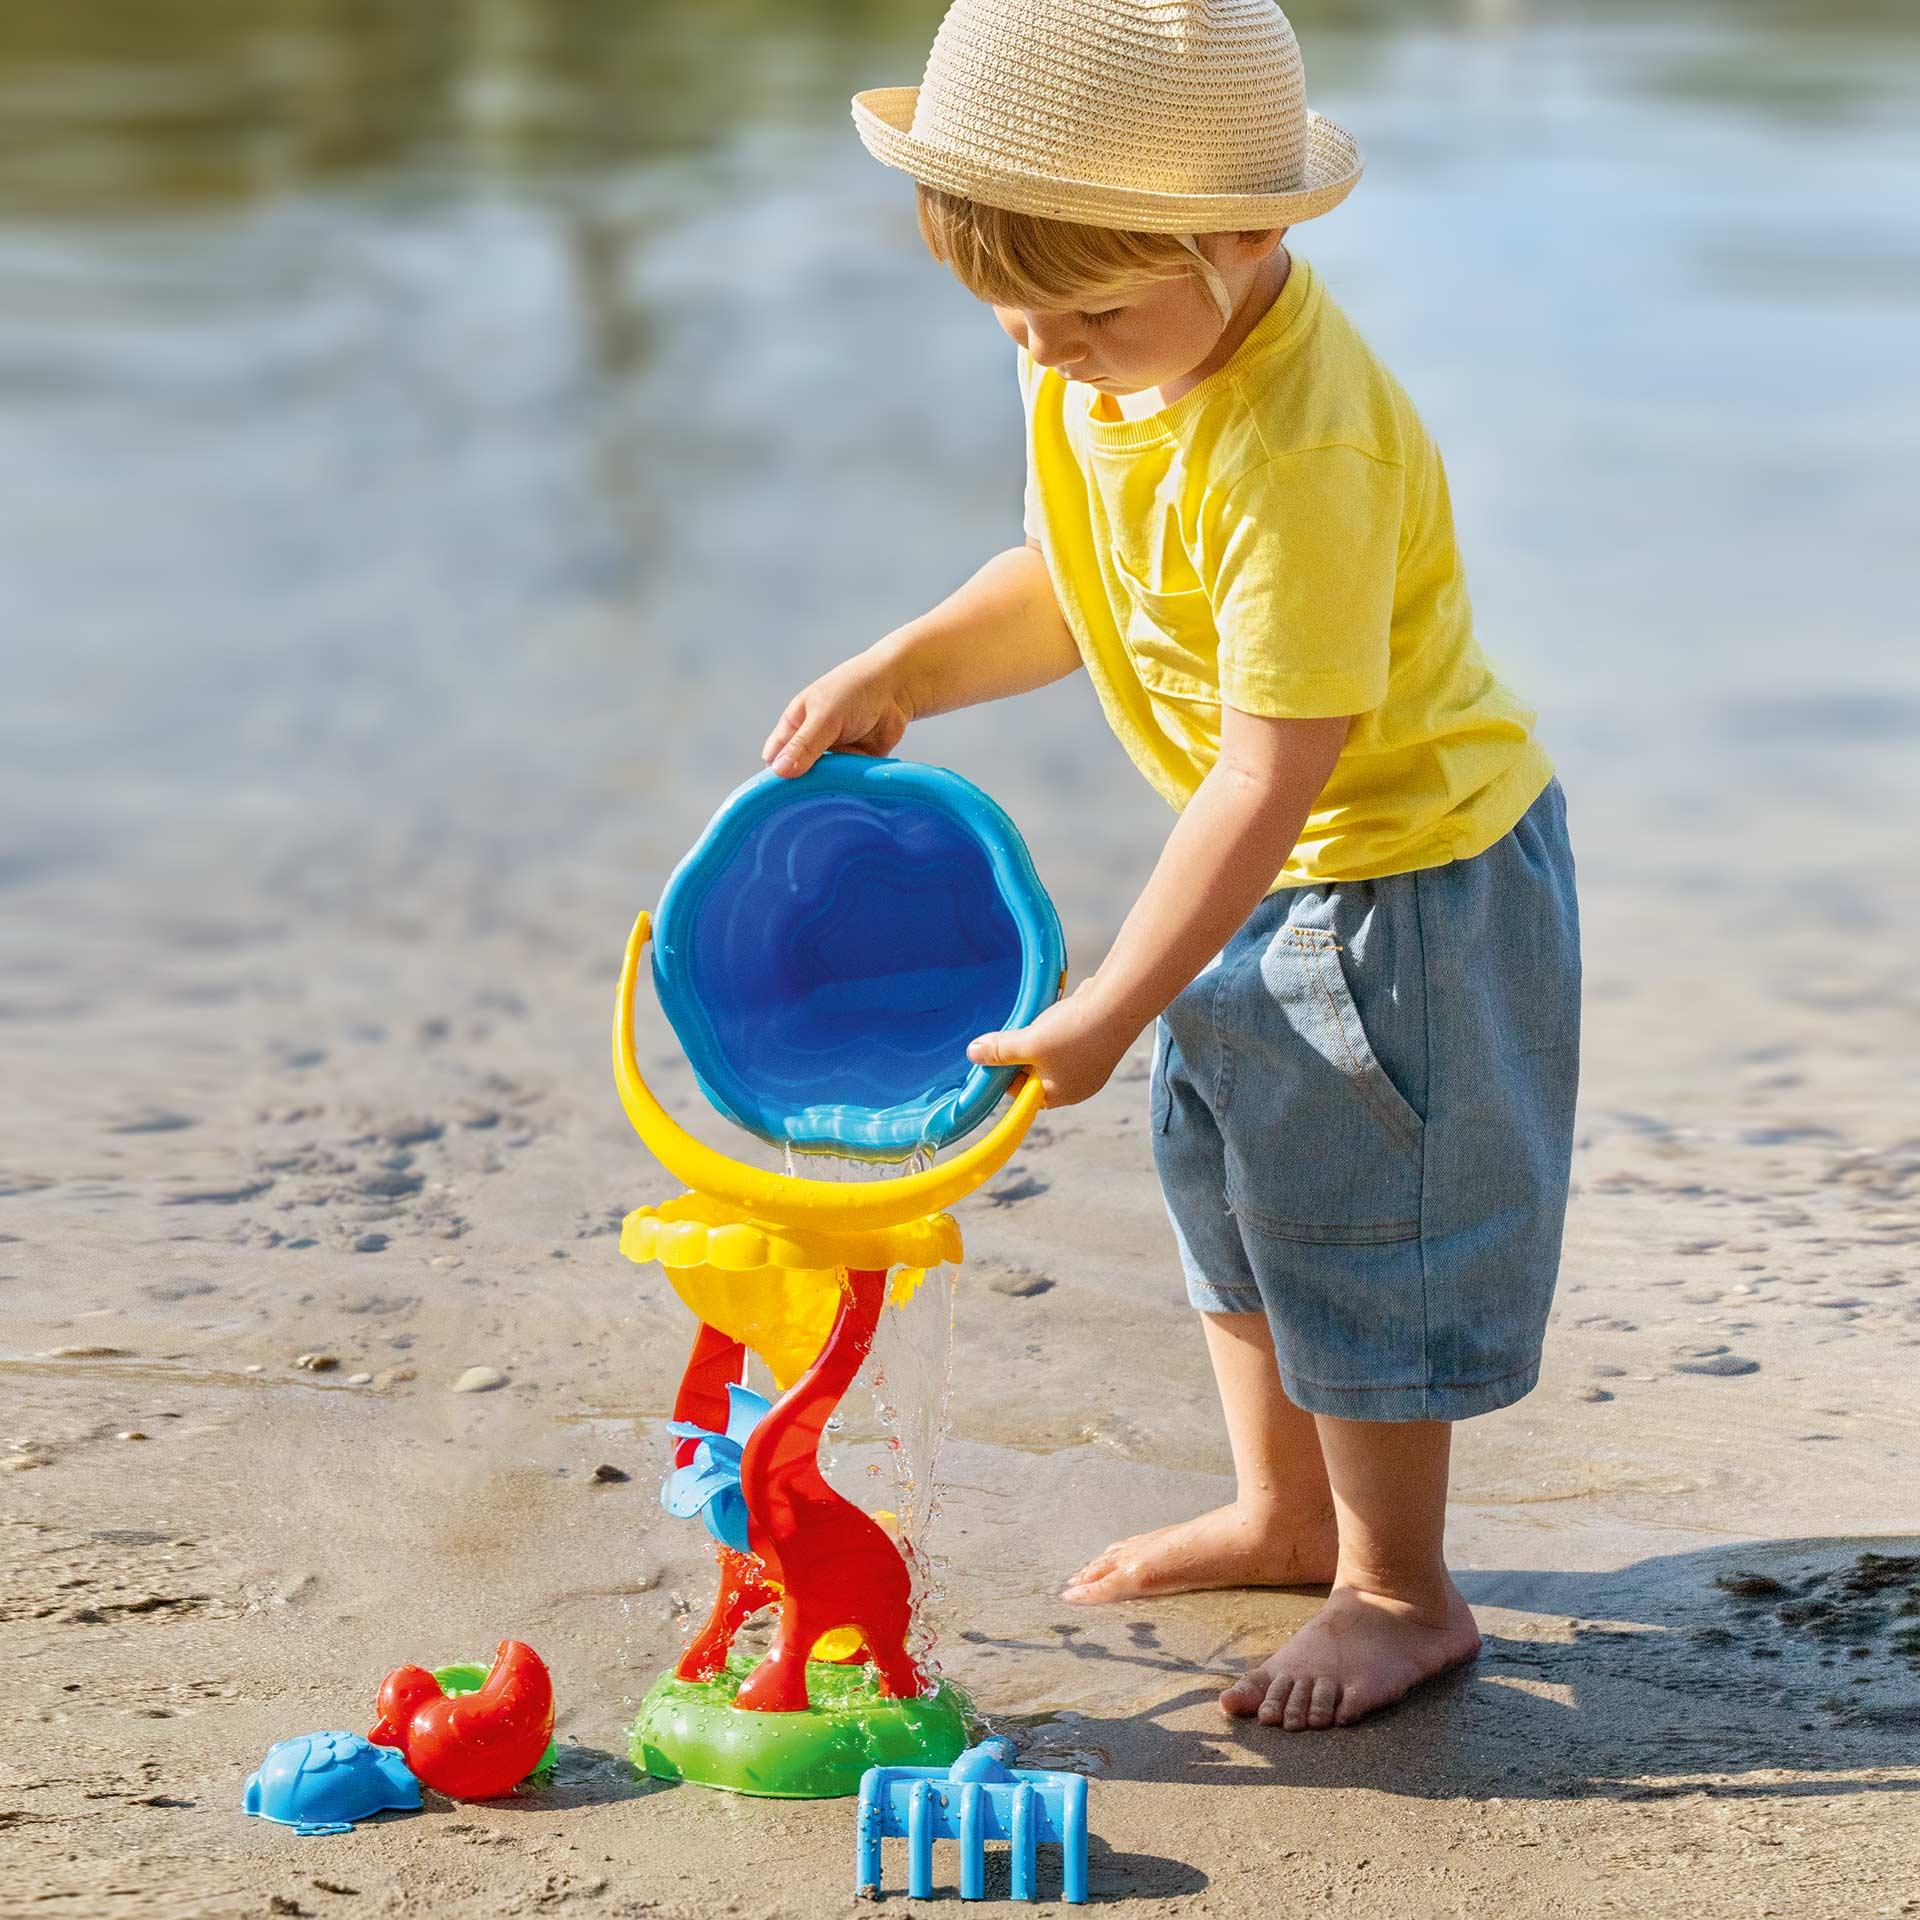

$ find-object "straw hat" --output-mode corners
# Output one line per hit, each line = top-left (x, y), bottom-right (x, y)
(852, 0), (1362, 233)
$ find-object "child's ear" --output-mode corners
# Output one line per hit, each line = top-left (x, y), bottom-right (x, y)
(1222, 227), (1288, 265)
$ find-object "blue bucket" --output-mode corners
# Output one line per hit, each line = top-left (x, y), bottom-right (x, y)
(651, 755), (1064, 1162)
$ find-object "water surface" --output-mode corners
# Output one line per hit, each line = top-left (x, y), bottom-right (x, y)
(3, 0), (1916, 954)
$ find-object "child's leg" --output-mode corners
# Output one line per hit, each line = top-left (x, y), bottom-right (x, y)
(1061, 1310), (1338, 1603)
(1220, 1414), (1480, 1730)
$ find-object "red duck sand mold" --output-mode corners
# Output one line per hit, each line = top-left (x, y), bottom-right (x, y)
(369, 1639), (554, 1800)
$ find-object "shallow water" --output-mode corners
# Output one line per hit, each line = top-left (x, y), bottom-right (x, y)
(2, 0), (1916, 963)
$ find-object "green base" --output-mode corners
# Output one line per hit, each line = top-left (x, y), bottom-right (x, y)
(629, 1652), (970, 1799)
(433, 1662), (558, 1783)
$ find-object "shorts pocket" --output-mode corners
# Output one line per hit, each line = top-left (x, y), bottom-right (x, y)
(1214, 923), (1426, 1245)
(1150, 1021), (1174, 1133)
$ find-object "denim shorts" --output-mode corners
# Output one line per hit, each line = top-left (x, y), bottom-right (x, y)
(1151, 779), (1580, 1423)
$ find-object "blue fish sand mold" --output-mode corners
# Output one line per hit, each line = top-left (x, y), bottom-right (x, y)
(243, 1730), (421, 1836)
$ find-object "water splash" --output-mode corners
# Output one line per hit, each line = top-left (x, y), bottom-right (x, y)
(859, 1264), (959, 1683)
(773, 1140), (937, 1182)
(722, 1142), (961, 1682)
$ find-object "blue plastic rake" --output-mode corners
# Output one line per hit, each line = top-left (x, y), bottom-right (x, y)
(855, 1738), (1089, 1903)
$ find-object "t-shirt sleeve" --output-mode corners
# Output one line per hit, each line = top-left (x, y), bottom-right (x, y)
(1204, 449), (1404, 718)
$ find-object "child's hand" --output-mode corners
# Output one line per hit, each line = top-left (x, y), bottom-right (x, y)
(967, 984), (1137, 1110)
(763, 655), (914, 778)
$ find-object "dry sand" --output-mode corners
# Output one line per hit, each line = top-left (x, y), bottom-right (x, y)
(5, 733), (1919, 1920)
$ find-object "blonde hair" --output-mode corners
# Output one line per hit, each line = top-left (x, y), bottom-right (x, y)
(916, 184), (1203, 311)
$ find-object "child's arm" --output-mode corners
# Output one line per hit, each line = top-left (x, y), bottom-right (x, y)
(764, 542), (1079, 777)
(970, 704), (1350, 1104)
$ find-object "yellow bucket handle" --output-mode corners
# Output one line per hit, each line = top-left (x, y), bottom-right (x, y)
(614, 911), (1043, 1228)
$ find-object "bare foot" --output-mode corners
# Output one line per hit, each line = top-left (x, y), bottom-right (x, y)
(1218, 1577), (1481, 1729)
(1060, 1502), (1339, 1604)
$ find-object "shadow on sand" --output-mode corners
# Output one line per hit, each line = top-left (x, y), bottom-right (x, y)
(961, 1534), (1920, 1809)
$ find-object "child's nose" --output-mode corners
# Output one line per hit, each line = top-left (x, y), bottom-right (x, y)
(1023, 312), (1084, 374)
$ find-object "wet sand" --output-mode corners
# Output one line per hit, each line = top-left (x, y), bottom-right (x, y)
(6, 746), (1920, 1915)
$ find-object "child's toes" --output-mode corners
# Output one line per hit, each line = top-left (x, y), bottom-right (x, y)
(1219, 1669), (1268, 1718)
(1332, 1673), (1403, 1725)
(1281, 1677), (1323, 1730)
(1333, 1691), (1371, 1727)
(1256, 1675), (1296, 1725)
(1304, 1676), (1341, 1728)
(1062, 1548), (1117, 1589)
(1060, 1557), (1129, 1603)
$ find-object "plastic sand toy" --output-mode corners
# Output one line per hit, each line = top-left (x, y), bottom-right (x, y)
(243, 1730), (421, 1836)
(615, 755), (1063, 1798)
(856, 1737), (1090, 1902)
(420, 1655), (558, 1783)
(370, 1640), (555, 1801)
(650, 753), (1063, 1162)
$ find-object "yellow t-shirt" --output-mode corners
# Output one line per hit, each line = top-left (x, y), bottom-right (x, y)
(1019, 255), (1553, 888)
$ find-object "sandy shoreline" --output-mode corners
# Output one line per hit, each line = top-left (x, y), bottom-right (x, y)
(6, 747), (1920, 1917)
(5, 10), (1919, 1905)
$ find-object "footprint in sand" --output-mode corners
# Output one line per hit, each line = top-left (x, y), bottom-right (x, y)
(141, 1279), (216, 1303)
(987, 1265), (1054, 1298)
(105, 1109), (197, 1135)
(986, 1170), (1050, 1208)
(1673, 1346), (1760, 1378)
(161, 1179), (274, 1207)
(358, 1169), (424, 1200)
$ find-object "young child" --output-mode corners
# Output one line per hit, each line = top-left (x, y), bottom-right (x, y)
(764, 0), (1579, 1733)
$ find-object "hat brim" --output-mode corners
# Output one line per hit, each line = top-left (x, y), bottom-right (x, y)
(852, 86), (1362, 232)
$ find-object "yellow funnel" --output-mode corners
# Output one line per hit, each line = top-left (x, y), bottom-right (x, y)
(612, 912), (1041, 1230)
